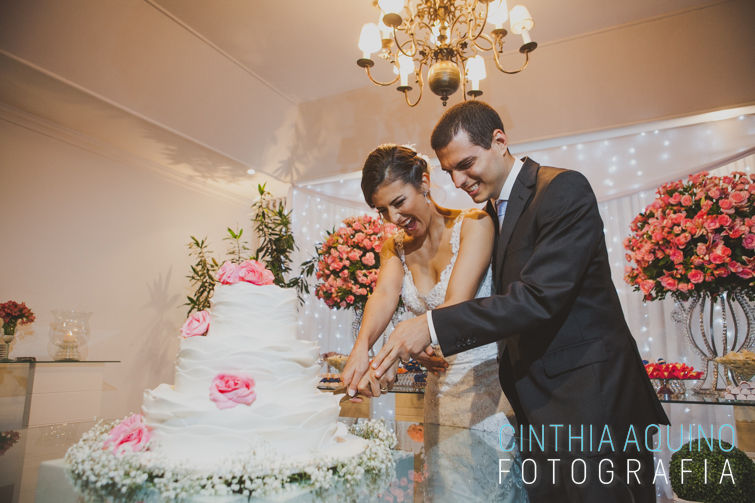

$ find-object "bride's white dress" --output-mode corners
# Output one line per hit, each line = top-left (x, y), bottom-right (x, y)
(394, 211), (513, 432)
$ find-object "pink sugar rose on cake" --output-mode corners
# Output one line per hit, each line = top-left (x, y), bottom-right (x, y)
(209, 373), (257, 409)
(181, 310), (210, 338)
(217, 261), (240, 284)
(105, 413), (151, 454)
(238, 259), (274, 285)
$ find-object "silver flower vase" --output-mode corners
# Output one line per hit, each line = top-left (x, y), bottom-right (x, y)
(672, 290), (755, 393)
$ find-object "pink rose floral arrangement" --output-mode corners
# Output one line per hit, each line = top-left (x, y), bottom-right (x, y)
(312, 215), (397, 311)
(181, 310), (210, 338)
(209, 373), (257, 409)
(0, 300), (35, 335)
(624, 171), (754, 301)
(217, 259), (274, 286)
(105, 413), (151, 454)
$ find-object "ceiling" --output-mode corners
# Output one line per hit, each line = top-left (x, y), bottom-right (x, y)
(150, 0), (719, 103)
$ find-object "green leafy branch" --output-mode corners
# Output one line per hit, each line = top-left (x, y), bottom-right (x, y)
(185, 236), (219, 316)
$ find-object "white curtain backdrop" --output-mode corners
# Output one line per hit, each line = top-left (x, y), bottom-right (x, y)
(290, 112), (754, 368)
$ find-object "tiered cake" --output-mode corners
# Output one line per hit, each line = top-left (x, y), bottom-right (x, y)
(142, 270), (353, 466)
(65, 260), (393, 501)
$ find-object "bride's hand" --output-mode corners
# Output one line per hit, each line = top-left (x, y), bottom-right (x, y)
(342, 345), (370, 397)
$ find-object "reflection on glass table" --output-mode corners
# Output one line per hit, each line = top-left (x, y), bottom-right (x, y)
(659, 392), (755, 406)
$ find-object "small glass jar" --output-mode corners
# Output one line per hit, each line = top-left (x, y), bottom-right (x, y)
(48, 310), (91, 361)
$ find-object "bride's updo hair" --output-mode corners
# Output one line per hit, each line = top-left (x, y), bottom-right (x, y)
(361, 145), (429, 208)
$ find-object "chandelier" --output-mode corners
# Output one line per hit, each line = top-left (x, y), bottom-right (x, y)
(356, 0), (537, 106)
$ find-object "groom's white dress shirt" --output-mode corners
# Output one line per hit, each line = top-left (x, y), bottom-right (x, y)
(426, 157), (524, 346)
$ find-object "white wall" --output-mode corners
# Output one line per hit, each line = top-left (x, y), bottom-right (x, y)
(0, 117), (253, 419)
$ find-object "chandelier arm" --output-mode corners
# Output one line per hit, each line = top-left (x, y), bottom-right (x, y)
(403, 69), (424, 108)
(472, 32), (495, 52)
(490, 45), (531, 75)
(456, 50), (468, 101)
(449, 10), (468, 40)
(468, 1), (489, 43)
(393, 26), (418, 58)
(365, 66), (400, 87)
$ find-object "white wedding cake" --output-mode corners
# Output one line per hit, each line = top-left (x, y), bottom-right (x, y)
(141, 270), (357, 467)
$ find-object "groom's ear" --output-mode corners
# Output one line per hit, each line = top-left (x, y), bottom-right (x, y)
(491, 129), (509, 154)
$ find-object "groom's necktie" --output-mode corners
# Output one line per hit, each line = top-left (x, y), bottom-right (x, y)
(496, 199), (508, 230)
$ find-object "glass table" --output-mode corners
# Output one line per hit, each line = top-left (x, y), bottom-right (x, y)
(0, 361), (120, 430)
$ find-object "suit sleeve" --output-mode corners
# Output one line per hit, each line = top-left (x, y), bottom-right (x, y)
(433, 170), (604, 356)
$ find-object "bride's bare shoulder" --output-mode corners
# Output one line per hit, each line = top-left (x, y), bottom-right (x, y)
(463, 208), (491, 221)
(460, 208), (494, 236)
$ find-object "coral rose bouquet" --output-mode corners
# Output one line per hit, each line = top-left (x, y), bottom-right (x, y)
(624, 171), (754, 301)
(311, 215), (396, 311)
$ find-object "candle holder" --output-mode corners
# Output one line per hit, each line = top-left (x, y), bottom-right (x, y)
(48, 310), (91, 361)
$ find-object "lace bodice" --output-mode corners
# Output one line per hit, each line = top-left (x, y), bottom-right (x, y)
(395, 211), (492, 317)
(392, 210), (509, 434)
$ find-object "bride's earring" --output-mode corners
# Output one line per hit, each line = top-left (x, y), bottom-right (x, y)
(424, 191), (431, 204)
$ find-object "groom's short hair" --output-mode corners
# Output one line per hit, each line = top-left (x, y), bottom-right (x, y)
(430, 101), (505, 151)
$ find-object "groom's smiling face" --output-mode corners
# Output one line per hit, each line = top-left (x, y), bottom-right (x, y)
(436, 129), (508, 204)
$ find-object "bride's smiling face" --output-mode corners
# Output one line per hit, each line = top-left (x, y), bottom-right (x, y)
(372, 176), (431, 237)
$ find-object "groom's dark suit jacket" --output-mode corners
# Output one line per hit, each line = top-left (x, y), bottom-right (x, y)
(433, 158), (669, 455)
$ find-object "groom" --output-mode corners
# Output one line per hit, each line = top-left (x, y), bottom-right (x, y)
(369, 101), (669, 502)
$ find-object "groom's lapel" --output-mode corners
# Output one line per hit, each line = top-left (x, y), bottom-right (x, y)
(494, 158), (539, 276)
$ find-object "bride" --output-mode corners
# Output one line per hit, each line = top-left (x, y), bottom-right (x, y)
(342, 144), (511, 432)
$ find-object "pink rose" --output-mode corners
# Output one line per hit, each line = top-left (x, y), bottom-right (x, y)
(639, 280), (655, 295)
(678, 282), (691, 293)
(362, 252), (376, 267)
(743, 234), (755, 250)
(209, 373), (257, 409)
(719, 198), (734, 212)
(728, 261), (744, 273)
(674, 233), (691, 247)
(714, 267), (730, 277)
(709, 252), (727, 265)
(346, 295), (355, 304)
(217, 261), (240, 284)
(681, 194), (693, 206)
(181, 310), (210, 338)
(728, 226), (745, 239)
(669, 248), (683, 264)
(688, 270), (705, 284)
(660, 277), (678, 291)
(703, 219), (720, 231)
(717, 215), (732, 227)
(737, 268), (753, 279)
(105, 414), (150, 454)
(730, 191), (748, 205)
(238, 260), (274, 285)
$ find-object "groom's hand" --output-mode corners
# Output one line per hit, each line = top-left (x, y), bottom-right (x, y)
(372, 314), (431, 378)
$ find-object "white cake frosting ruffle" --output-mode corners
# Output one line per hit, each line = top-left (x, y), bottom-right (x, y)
(142, 282), (344, 466)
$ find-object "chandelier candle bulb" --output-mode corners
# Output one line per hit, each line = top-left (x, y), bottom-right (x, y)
(486, 0), (509, 29)
(358, 23), (381, 59)
(466, 55), (487, 91)
(378, 0), (404, 14)
(398, 53), (415, 87)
